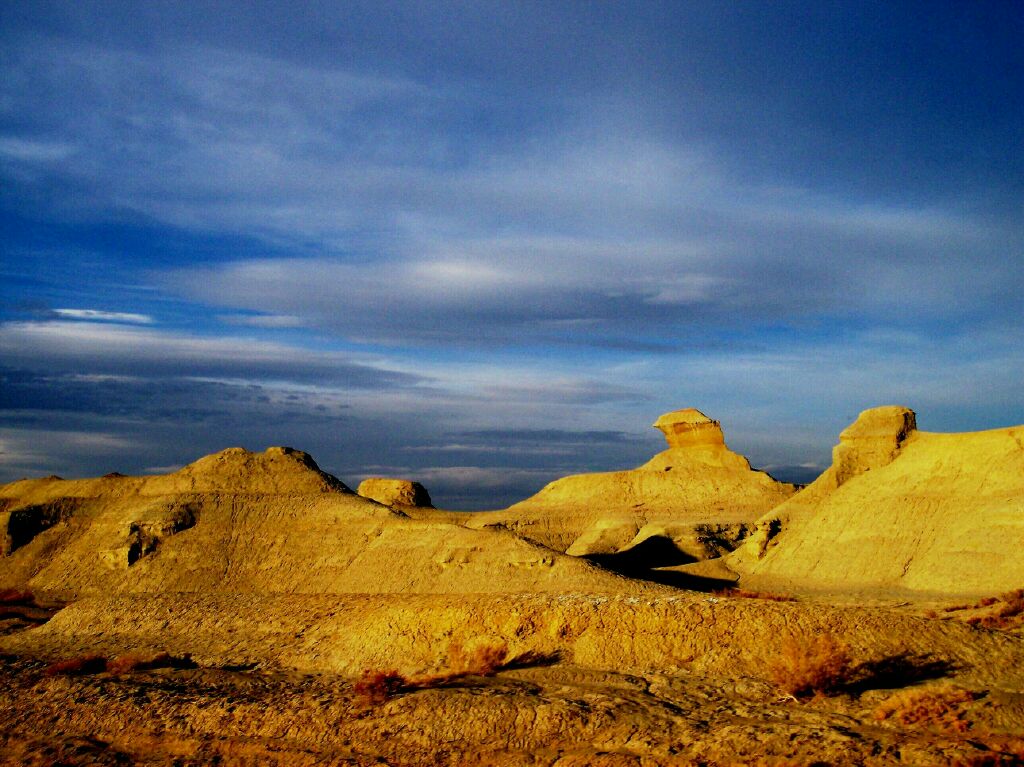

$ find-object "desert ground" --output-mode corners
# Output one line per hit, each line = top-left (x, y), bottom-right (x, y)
(1, 406), (1023, 765)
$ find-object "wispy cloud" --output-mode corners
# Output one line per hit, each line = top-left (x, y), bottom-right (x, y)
(52, 309), (154, 324)
(0, 321), (422, 388)
(216, 314), (306, 329)
(0, 137), (75, 163)
(1, 5), (1021, 505)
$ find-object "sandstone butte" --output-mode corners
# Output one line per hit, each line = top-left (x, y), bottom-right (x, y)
(465, 408), (796, 561)
(1, 406), (1024, 766)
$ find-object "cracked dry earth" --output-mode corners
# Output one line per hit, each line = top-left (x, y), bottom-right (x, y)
(2, 652), (1024, 766)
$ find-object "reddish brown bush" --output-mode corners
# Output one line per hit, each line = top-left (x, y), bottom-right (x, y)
(43, 653), (107, 677)
(766, 634), (853, 697)
(105, 651), (183, 675)
(713, 588), (796, 602)
(873, 684), (980, 734)
(970, 589), (1024, 630)
(353, 669), (409, 705)
(0, 588), (34, 605)
(446, 640), (508, 677)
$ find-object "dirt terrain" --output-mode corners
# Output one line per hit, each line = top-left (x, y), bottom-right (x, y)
(0, 406), (1022, 765)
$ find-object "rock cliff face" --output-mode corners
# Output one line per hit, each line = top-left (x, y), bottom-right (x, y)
(469, 409), (796, 560)
(726, 406), (1024, 595)
(357, 478), (433, 508)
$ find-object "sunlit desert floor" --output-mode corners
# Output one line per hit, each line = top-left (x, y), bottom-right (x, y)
(2, 592), (1024, 766)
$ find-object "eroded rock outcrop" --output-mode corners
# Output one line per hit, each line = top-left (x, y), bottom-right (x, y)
(653, 409), (727, 448)
(831, 405), (916, 487)
(0, 448), (653, 599)
(469, 408), (796, 562)
(358, 478), (433, 508)
(725, 406), (1024, 595)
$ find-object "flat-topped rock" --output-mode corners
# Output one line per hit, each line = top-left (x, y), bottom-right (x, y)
(653, 408), (726, 448)
(358, 478), (433, 508)
(832, 406), (916, 486)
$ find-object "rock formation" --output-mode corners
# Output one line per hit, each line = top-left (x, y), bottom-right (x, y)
(725, 406), (1024, 595)
(468, 408), (796, 562)
(830, 405), (917, 487)
(0, 448), (657, 599)
(357, 478), (433, 508)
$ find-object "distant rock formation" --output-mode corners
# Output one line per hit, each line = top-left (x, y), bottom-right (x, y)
(358, 478), (433, 508)
(468, 408), (796, 564)
(653, 408), (727, 448)
(724, 406), (1024, 596)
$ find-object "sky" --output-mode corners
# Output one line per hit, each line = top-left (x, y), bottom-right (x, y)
(1, 1), (1021, 508)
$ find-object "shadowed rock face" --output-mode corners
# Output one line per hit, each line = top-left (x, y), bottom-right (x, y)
(358, 478), (433, 508)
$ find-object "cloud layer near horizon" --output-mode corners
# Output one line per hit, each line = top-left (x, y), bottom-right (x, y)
(1, 2), (1021, 507)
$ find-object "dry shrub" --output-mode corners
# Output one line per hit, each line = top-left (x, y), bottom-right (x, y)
(969, 589), (1024, 630)
(355, 641), (542, 706)
(713, 588), (796, 602)
(43, 653), (107, 677)
(105, 651), (185, 675)
(0, 588), (34, 605)
(353, 669), (409, 705)
(937, 589), (1024, 631)
(766, 634), (853, 698)
(445, 640), (508, 677)
(873, 684), (980, 734)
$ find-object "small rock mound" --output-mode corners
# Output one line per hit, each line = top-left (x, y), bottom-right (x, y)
(358, 478), (433, 508)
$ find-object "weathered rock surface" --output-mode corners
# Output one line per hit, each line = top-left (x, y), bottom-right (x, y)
(725, 406), (1024, 596)
(357, 477), (433, 508)
(7, 592), (1024, 689)
(0, 448), (659, 599)
(469, 408), (795, 560)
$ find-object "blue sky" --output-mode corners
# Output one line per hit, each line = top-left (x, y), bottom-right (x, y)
(1, 1), (1022, 507)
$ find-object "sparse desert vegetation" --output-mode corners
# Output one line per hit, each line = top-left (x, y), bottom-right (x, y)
(0, 588), (34, 605)
(353, 668), (409, 705)
(42, 653), (108, 677)
(765, 634), (854, 697)
(873, 684), (980, 734)
(939, 589), (1024, 631)
(106, 651), (193, 675)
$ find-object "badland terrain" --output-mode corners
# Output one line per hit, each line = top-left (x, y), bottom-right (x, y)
(1, 406), (1022, 765)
